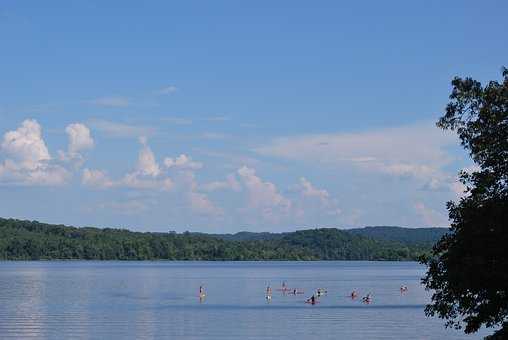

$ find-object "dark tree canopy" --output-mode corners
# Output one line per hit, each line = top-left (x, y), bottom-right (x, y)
(0, 218), (435, 261)
(422, 68), (508, 338)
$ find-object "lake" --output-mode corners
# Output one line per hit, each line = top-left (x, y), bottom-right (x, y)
(0, 261), (488, 339)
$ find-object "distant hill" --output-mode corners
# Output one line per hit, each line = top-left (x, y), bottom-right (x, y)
(206, 231), (285, 241)
(0, 218), (441, 261)
(348, 226), (449, 247)
(206, 226), (448, 246)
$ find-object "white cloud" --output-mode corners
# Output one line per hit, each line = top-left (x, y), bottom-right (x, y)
(237, 166), (291, 221)
(414, 202), (449, 226)
(89, 119), (155, 138)
(137, 137), (160, 177)
(81, 139), (219, 216)
(121, 172), (173, 191)
(448, 165), (480, 199)
(255, 122), (459, 194)
(66, 123), (94, 154)
(450, 181), (466, 198)
(188, 190), (222, 216)
(256, 122), (453, 167)
(299, 177), (329, 201)
(1, 119), (50, 170)
(60, 123), (94, 167)
(156, 85), (178, 95)
(89, 96), (130, 107)
(117, 138), (174, 191)
(80, 139), (207, 195)
(202, 173), (241, 192)
(0, 119), (69, 185)
(293, 177), (342, 219)
(81, 139), (174, 192)
(82, 168), (114, 189)
(164, 154), (203, 170)
(177, 171), (222, 216)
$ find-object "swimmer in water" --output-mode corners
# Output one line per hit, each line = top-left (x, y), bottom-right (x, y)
(317, 288), (326, 296)
(351, 290), (358, 299)
(266, 285), (272, 298)
(199, 285), (206, 298)
(362, 293), (372, 303)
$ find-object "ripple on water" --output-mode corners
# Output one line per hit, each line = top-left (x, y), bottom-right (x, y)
(0, 261), (489, 340)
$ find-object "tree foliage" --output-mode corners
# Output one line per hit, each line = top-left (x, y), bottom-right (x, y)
(422, 68), (508, 338)
(349, 226), (448, 247)
(0, 218), (432, 261)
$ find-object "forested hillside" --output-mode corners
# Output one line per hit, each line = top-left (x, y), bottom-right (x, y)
(0, 218), (438, 261)
(348, 226), (449, 246)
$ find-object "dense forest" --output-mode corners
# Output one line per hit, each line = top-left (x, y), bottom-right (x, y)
(207, 227), (448, 246)
(348, 226), (448, 247)
(0, 218), (446, 261)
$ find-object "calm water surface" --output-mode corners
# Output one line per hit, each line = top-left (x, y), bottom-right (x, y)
(0, 261), (488, 339)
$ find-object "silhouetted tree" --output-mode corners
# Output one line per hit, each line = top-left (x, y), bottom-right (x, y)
(422, 68), (508, 338)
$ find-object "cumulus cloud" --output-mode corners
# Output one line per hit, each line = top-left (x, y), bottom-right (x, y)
(137, 137), (161, 177)
(188, 190), (222, 216)
(59, 123), (94, 167)
(237, 166), (291, 221)
(81, 138), (174, 191)
(299, 177), (329, 201)
(2, 119), (51, 170)
(121, 172), (173, 191)
(164, 154), (203, 170)
(80, 138), (210, 199)
(0, 119), (69, 185)
(82, 168), (114, 189)
(66, 123), (94, 154)
(293, 177), (341, 219)
(117, 138), (174, 191)
(175, 171), (222, 216)
(202, 173), (241, 192)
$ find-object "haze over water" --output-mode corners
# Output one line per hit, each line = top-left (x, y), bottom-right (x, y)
(0, 261), (487, 339)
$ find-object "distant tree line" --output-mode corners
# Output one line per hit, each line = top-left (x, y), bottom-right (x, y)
(0, 218), (434, 261)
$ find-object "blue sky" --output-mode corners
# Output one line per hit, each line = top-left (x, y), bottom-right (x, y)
(0, 1), (506, 232)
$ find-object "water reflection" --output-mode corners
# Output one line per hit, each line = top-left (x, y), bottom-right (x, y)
(0, 261), (488, 339)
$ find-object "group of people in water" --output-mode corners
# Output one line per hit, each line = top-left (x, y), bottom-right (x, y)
(199, 282), (408, 305)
